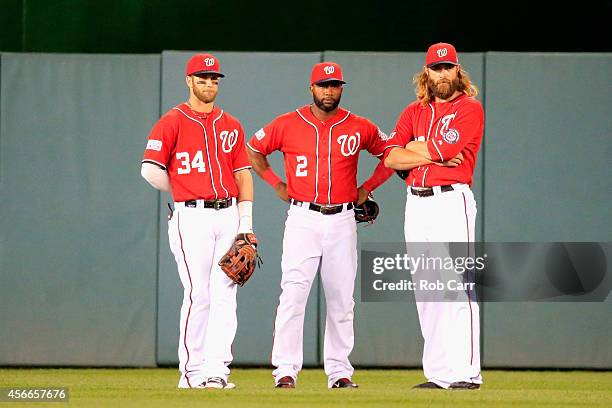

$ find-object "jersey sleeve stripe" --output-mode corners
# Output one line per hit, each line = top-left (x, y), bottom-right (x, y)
(246, 143), (261, 153)
(421, 167), (429, 186)
(431, 139), (444, 162)
(142, 159), (167, 170)
(233, 165), (252, 172)
(383, 144), (403, 151)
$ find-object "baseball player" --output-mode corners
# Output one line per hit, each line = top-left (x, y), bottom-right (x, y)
(141, 53), (253, 389)
(383, 43), (484, 389)
(247, 62), (394, 389)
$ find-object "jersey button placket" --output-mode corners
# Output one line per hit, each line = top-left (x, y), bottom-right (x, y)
(320, 122), (332, 204)
(201, 117), (218, 200)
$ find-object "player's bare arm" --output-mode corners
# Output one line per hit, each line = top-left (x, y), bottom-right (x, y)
(272, 182), (289, 202)
(434, 152), (463, 167)
(246, 148), (289, 202)
(234, 169), (254, 202)
(403, 141), (433, 159)
(404, 141), (464, 167)
(384, 146), (435, 170)
(141, 162), (172, 192)
(388, 143), (463, 168)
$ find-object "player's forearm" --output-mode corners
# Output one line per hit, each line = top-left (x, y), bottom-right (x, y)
(404, 141), (433, 160)
(247, 148), (270, 177)
(234, 169), (254, 202)
(384, 147), (433, 170)
(247, 148), (282, 187)
(361, 160), (395, 192)
(141, 163), (172, 192)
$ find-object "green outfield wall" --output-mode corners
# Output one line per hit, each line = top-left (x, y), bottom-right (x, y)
(0, 51), (610, 368)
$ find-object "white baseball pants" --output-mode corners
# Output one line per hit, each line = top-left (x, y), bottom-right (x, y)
(168, 203), (239, 388)
(404, 184), (482, 388)
(272, 203), (357, 388)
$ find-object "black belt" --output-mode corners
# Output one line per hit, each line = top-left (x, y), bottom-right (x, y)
(290, 199), (354, 215)
(184, 198), (234, 210)
(410, 185), (454, 197)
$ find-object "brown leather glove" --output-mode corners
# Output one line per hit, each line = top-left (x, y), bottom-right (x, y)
(218, 233), (262, 286)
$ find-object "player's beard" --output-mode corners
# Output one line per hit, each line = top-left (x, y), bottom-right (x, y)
(313, 94), (341, 112)
(429, 76), (460, 100)
(193, 86), (218, 104)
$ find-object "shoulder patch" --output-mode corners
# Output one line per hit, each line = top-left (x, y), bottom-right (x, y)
(255, 128), (266, 140)
(443, 129), (460, 144)
(146, 139), (162, 151)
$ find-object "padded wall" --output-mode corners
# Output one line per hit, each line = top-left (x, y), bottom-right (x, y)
(1, 51), (609, 369)
(0, 54), (161, 365)
(482, 52), (612, 368)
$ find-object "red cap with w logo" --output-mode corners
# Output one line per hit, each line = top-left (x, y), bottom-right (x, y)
(425, 43), (459, 67)
(310, 62), (346, 85)
(186, 53), (225, 77)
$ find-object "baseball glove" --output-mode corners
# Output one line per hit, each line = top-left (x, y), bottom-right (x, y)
(395, 169), (410, 180)
(354, 198), (380, 224)
(218, 233), (262, 286)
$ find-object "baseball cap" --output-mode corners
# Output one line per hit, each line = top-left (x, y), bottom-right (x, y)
(186, 53), (225, 77)
(425, 43), (459, 67)
(311, 62), (346, 85)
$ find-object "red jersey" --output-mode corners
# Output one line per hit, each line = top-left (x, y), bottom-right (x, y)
(248, 105), (391, 204)
(142, 103), (251, 202)
(384, 94), (484, 187)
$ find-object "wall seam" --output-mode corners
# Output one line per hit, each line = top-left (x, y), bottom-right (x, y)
(154, 54), (163, 367)
(481, 52), (487, 244)
(480, 51), (487, 367)
(0, 53), (2, 185)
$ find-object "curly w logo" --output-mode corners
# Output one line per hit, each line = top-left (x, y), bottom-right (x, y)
(219, 129), (238, 153)
(337, 133), (360, 157)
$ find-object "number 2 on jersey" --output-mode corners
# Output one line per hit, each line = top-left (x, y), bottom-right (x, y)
(296, 155), (307, 177)
(176, 151), (206, 174)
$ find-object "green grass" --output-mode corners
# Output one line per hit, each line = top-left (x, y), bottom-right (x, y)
(0, 368), (610, 407)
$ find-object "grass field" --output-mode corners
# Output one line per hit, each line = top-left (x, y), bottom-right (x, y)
(0, 368), (610, 407)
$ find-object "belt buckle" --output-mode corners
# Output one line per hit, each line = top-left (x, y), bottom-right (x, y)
(412, 188), (431, 197)
(319, 205), (339, 215)
(213, 199), (224, 210)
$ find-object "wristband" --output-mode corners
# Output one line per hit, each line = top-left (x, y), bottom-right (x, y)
(262, 168), (282, 188)
(237, 200), (253, 233)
